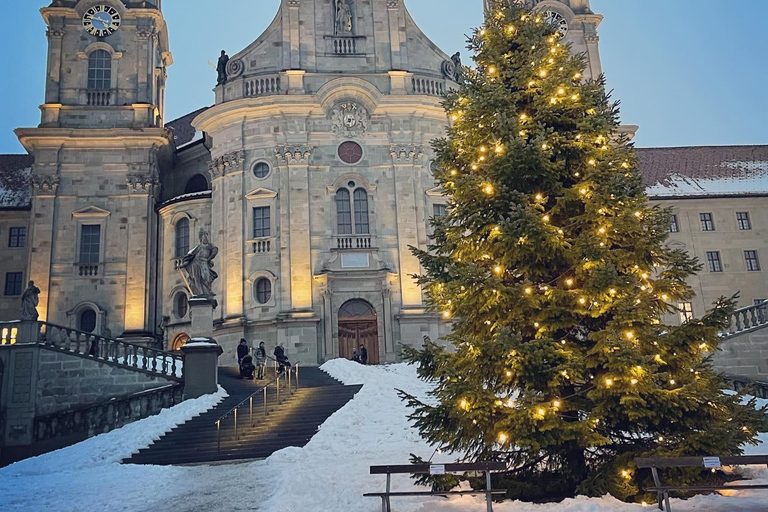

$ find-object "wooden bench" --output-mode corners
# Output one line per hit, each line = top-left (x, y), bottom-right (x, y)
(636, 455), (768, 511)
(364, 462), (507, 512)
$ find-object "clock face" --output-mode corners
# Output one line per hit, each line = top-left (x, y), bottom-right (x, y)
(83, 5), (121, 37)
(543, 10), (568, 38)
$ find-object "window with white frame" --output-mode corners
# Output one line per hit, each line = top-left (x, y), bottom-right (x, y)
(700, 213), (715, 231)
(669, 214), (679, 233)
(433, 204), (448, 219)
(253, 206), (271, 238)
(706, 251), (722, 272)
(80, 225), (101, 263)
(745, 250), (761, 271)
(88, 50), (112, 90)
(737, 212), (752, 230)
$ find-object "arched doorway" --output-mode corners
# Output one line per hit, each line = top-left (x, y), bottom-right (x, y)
(170, 333), (190, 351)
(338, 300), (379, 364)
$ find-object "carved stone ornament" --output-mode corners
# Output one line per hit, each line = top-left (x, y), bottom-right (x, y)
(386, 0), (399, 8)
(390, 144), (424, 165)
(126, 174), (158, 194)
(331, 102), (369, 137)
(275, 146), (313, 165)
(226, 58), (245, 80)
(209, 150), (245, 179)
(32, 175), (60, 194)
(441, 60), (456, 80)
(335, 0), (354, 35)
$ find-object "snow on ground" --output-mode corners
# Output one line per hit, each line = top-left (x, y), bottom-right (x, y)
(1, 361), (767, 512)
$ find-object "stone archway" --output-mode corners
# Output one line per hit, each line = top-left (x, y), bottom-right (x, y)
(170, 332), (190, 351)
(338, 299), (379, 364)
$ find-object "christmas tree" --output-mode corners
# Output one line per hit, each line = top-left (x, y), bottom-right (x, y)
(402, 2), (768, 502)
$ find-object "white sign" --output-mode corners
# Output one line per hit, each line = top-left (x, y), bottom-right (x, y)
(703, 457), (722, 468)
(429, 464), (446, 475)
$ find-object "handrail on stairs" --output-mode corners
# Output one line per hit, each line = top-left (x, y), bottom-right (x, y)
(214, 362), (300, 452)
(722, 300), (768, 338)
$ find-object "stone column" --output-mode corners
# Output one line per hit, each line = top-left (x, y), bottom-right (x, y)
(390, 145), (425, 309)
(387, 1), (402, 70)
(181, 339), (223, 399)
(27, 176), (59, 323)
(1, 345), (41, 459)
(276, 145), (314, 312)
(44, 24), (65, 104)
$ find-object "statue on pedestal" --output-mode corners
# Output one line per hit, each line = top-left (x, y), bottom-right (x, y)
(179, 229), (219, 298)
(21, 281), (40, 321)
(216, 50), (229, 86)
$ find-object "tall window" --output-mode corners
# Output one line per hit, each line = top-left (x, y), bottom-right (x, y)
(669, 214), (679, 233)
(254, 278), (272, 304)
(79, 309), (97, 333)
(175, 292), (188, 319)
(88, 50), (112, 90)
(253, 206), (271, 238)
(175, 218), (189, 258)
(678, 302), (694, 323)
(4, 272), (23, 296)
(336, 189), (353, 235)
(353, 189), (370, 234)
(700, 213), (715, 231)
(8, 227), (26, 247)
(737, 212), (752, 230)
(80, 225), (101, 263)
(706, 251), (722, 272)
(745, 250), (761, 271)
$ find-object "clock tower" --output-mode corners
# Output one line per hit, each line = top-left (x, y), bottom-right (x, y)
(484, 0), (604, 80)
(15, 0), (173, 343)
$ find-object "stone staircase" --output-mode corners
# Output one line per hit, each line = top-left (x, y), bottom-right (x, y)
(122, 366), (362, 465)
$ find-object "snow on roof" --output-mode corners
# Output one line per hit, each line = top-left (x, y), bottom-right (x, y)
(166, 107), (210, 148)
(638, 145), (768, 198)
(0, 154), (33, 209)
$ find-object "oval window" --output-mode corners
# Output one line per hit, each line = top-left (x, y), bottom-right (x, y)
(253, 162), (271, 179)
(175, 292), (188, 319)
(80, 309), (97, 333)
(338, 141), (363, 165)
(254, 278), (272, 304)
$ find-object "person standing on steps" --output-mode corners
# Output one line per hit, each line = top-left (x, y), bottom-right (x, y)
(254, 341), (267, 380)
(274, 343), (291, 374)
(359, 344), (368, 365)
(237, 338), (249, 365)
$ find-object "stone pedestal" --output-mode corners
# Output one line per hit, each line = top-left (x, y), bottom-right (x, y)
(18, 321), (41, 345)
(181, 339), (223, 399)
(189, 296), (215, 339)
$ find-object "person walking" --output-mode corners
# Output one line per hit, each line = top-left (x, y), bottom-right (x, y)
(273, 343), (291, 374)
(254, 341), (267, 380)
(359, 344), (368, 365)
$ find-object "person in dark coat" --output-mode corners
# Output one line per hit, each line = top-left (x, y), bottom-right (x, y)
(274, 344), (291, 374)
(359, 344), (368, 365)
(237, 338), (249, 365)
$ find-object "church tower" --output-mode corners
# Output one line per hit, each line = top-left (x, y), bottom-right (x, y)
(484, 0), (604, 80)
(15, 0), (173, 341)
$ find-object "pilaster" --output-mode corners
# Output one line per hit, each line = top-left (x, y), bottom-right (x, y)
(28, 175), (60, 323)
(44, 23), (65, 104)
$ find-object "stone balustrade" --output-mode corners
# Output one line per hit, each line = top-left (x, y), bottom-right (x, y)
(244, 75), (281, 97)
(81, 89), (116, 106)
(722, 300), (768, 338)
(333, 234), (375, 250)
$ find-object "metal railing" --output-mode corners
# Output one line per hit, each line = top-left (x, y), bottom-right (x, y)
(39, 322), (183, 381)
(722, 300), (768, 338)
(214, 362), (300, 452)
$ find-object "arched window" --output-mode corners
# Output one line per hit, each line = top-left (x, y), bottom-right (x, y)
(88, 50), (112, 90)
(254, 278), (272, 304)
(79, 309), (97, 333)
(174, 292), (188, 319)
(175, 218), (190, 258)
(184, 174), (209, 194)
(353, 188), (369, 234)
(336, 189), (352, 235)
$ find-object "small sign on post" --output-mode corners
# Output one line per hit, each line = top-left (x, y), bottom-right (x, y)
(429, 464), (446, 475)
(703, 457), (722, 469)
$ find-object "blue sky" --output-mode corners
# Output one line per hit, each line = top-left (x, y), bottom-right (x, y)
(0, 0), (766, 154)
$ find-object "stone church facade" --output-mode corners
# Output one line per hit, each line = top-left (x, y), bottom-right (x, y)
(2, 0), (768, 365)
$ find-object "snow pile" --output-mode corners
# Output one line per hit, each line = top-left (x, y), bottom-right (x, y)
(1, 361), (767, 512)
(646, 160), (768, 197)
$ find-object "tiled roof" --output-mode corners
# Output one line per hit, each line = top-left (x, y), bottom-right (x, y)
(637, 145), (768, 198)
(0, 154), (33, 208)
(166, 107), (209, 148)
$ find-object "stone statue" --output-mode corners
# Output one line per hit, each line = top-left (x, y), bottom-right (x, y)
(335, 0), (353, 34)
(179, 229), (219, 297)
(217, 50), (229, 86)
(21, 281), (40, 321)
(451, 52), (463, 82)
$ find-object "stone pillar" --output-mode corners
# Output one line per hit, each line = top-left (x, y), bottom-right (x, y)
(1, 345), (41, 461)
(44, 24), (65, 104)
(189, 296), (216, 340)
(28, 176), (59, 323)
(387, 2), (402, 70)
(17, 321), (41, 345)
(390, 145), (425, 309)
(181, 339), (223, 399)
(287, 0), (301, 69)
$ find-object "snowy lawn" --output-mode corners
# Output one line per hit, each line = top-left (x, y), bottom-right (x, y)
(1, 361), (767, 512)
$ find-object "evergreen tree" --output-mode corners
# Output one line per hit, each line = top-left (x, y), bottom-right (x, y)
(402, 3), (767, 502)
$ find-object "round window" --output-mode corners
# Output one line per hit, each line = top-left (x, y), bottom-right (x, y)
(253, 162), (271, 179)
(429, 160), (439, 175)
(254, 278), (272, 304)
(338, 141), (363, 165)
(175, 292), (188, 319)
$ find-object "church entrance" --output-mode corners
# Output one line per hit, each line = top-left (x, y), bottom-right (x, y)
(338, 300), (379, 364)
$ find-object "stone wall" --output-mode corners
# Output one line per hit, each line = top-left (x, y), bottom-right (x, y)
(714, 328), (768, 380)
(35, 348), (173, 417)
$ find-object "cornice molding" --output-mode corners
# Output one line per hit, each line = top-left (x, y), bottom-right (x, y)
(209, 149), (245, 179)
(275, 145), (313, 165)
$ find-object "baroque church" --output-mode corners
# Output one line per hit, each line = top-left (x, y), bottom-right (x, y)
(2, 0), (768, 368)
